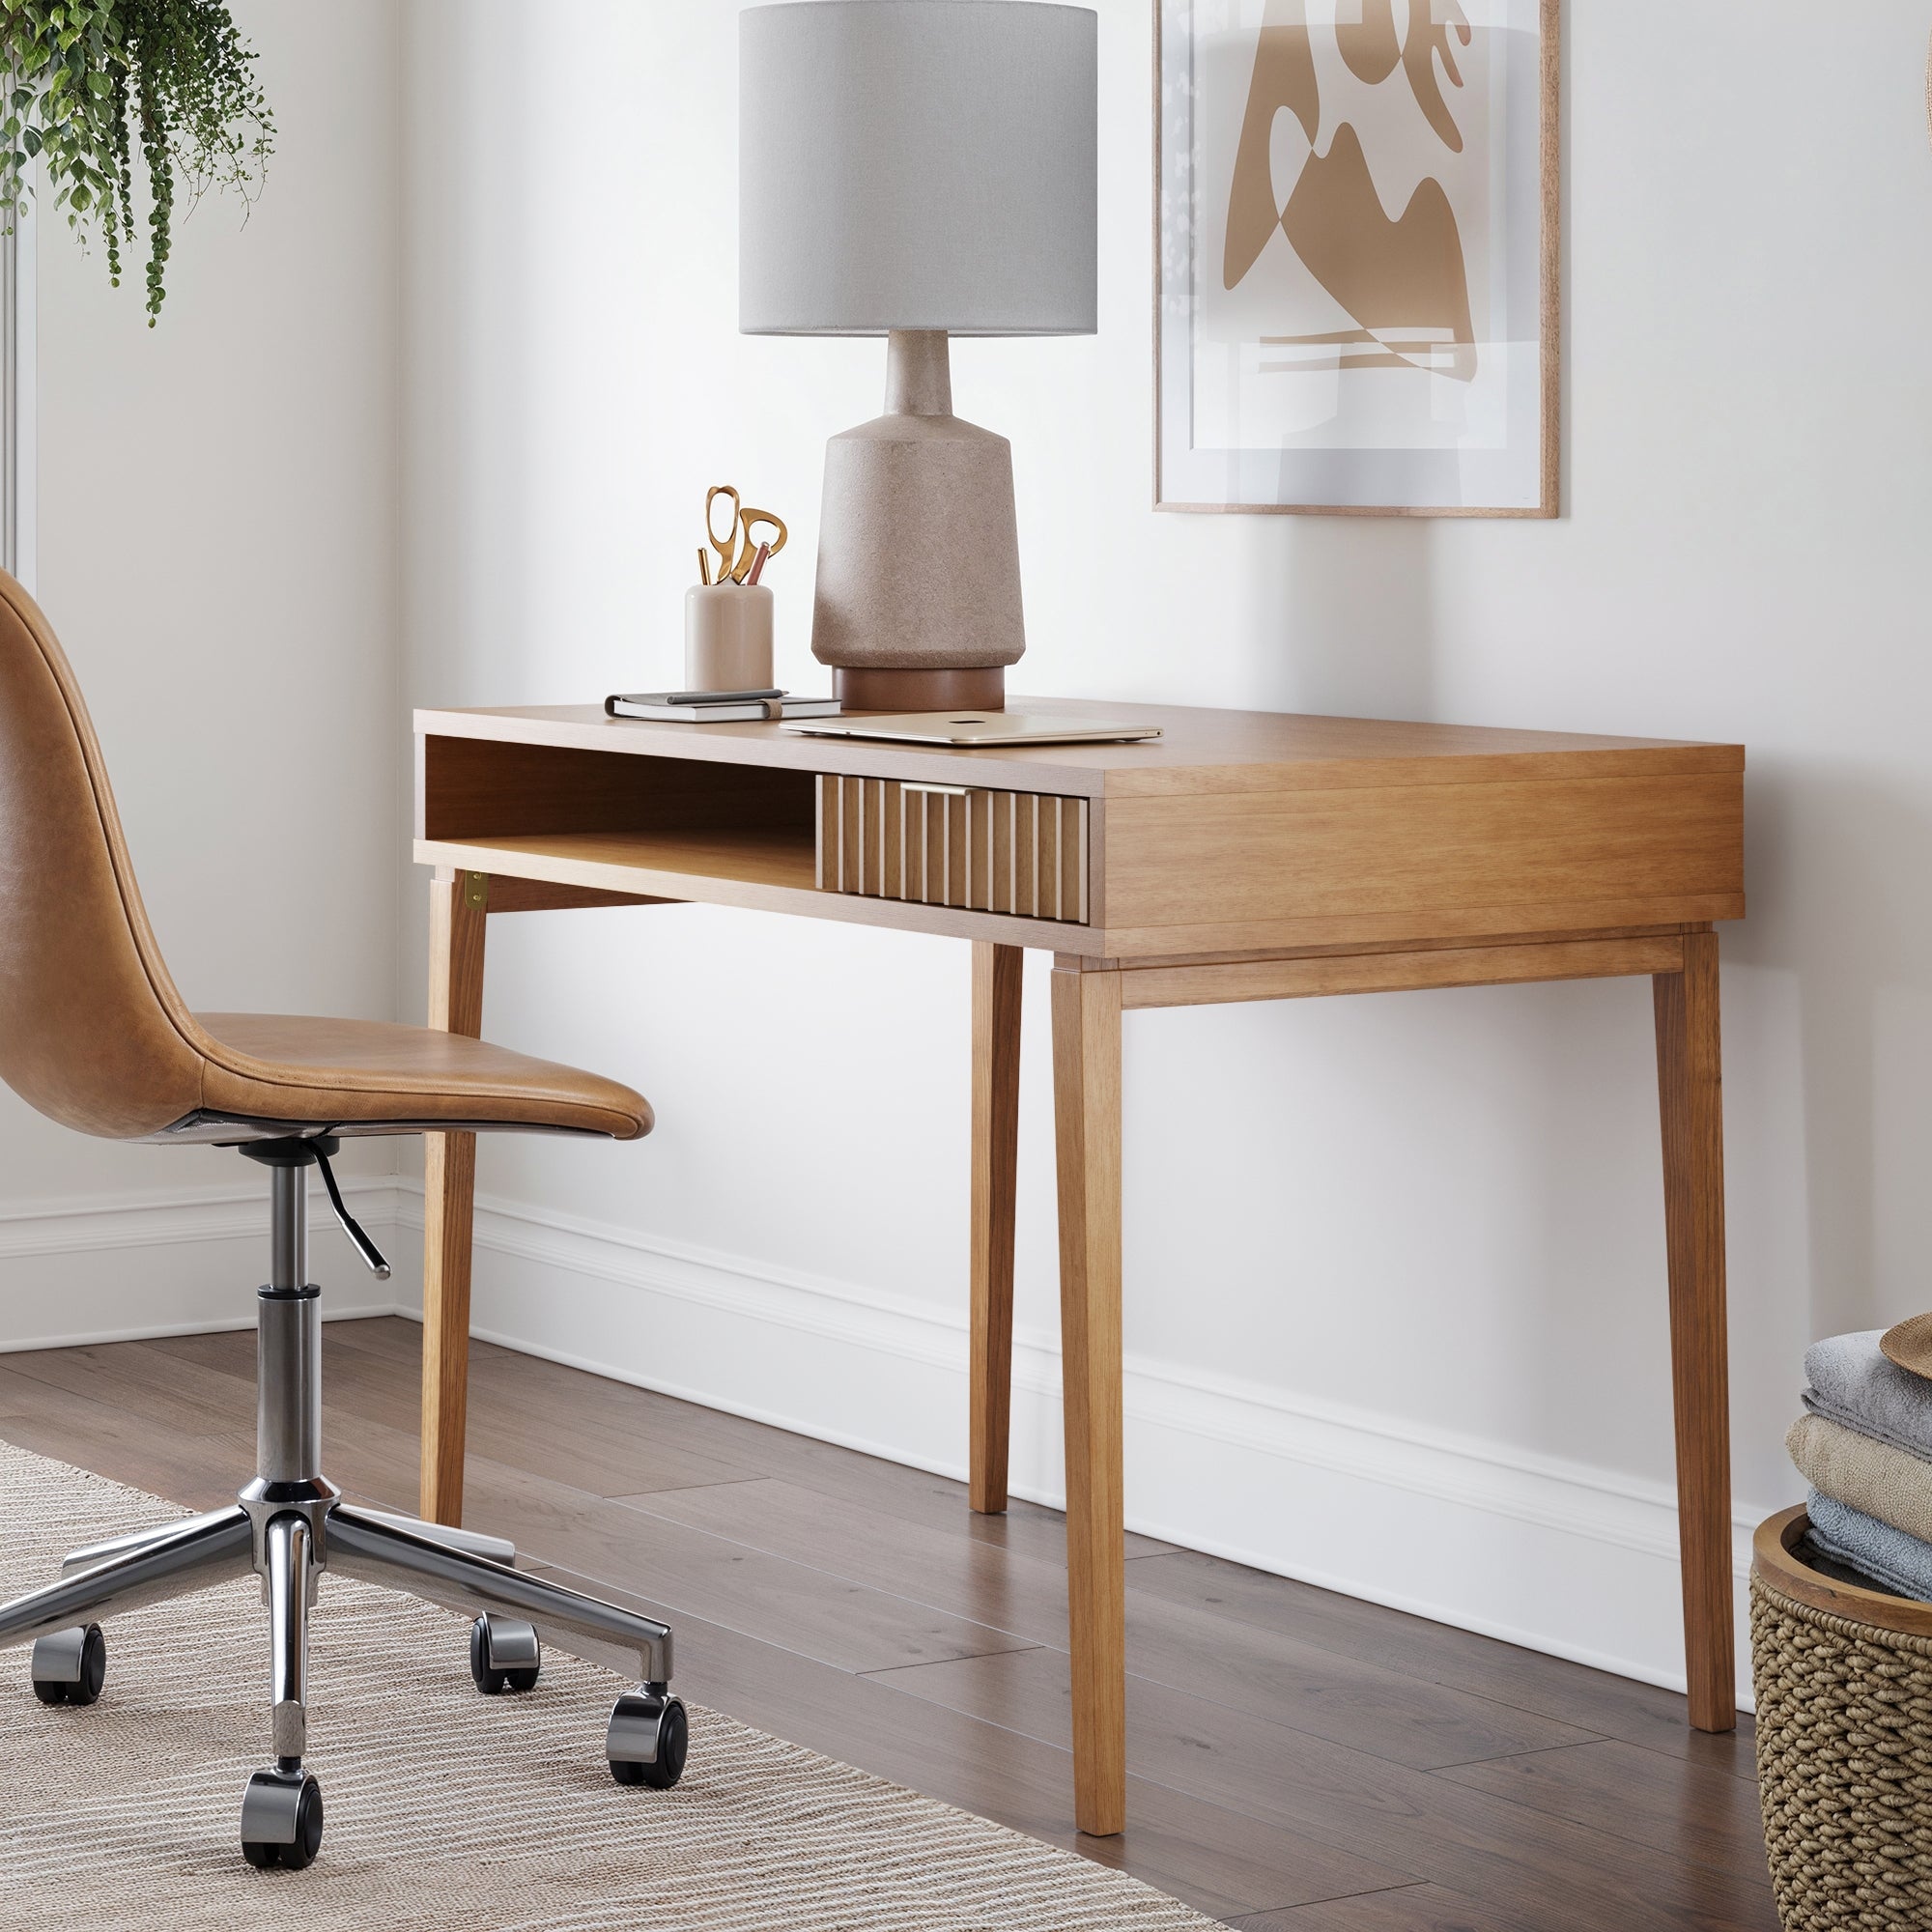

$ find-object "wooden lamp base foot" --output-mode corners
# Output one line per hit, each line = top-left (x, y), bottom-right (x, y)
(833, 667), (1006, 713)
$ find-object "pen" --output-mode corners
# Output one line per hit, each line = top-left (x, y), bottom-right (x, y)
(697, 547), (712, 587)
(746, 542), (772, 586)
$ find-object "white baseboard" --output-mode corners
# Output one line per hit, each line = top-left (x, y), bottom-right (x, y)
(0, 1178), (403, 1350)
(386, 1184), (1768, 1708)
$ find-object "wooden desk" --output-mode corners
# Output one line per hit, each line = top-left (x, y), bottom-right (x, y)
(412, 697), (1745, 1836)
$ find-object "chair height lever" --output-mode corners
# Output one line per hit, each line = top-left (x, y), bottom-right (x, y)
(312, 1148), (392, 1279)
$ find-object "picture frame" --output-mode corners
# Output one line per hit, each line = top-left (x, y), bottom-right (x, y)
(1154, 0), (1559, 517)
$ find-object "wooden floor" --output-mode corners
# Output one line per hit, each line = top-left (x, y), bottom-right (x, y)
(0, 1317), (1774, 1930)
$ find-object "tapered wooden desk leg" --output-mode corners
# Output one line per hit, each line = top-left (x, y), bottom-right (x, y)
(1654, 931), (1735, 1732)
(1052, 962), (1126, 1836)
(970, 943), (1024, 1514)
(421, 869), (489, 1528)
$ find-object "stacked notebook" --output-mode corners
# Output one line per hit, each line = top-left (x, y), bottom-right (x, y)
(606, 688), (840, 723)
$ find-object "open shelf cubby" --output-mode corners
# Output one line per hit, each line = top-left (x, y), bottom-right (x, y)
(418, 734), (820, 893)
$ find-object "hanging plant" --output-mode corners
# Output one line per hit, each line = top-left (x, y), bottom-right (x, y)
(0, 1), (274, 324)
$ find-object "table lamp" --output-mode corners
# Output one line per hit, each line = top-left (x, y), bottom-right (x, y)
(739, 0), (1097, 712)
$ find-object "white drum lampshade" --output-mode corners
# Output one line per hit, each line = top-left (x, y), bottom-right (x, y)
(740, 1), (1097, 710)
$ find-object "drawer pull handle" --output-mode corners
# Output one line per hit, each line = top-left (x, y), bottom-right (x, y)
(900, 781), (970, 798)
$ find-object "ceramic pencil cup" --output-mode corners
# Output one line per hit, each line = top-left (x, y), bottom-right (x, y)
(684, 582), (774, 692)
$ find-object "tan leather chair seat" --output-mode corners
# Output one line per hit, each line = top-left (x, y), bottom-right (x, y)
(194, 1014), (651, 1141)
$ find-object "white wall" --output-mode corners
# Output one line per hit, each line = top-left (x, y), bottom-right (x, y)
(394, 0), (1932, 1701)
(0, 0), (406, 1340)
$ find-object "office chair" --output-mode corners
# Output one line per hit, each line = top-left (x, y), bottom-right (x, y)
(0, 573), (685, 1869)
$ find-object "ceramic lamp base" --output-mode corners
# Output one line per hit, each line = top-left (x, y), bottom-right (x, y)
(810, 331), (1025, 697)
(835, 666), (1006, 713)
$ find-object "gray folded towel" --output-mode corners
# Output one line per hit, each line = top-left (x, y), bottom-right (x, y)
(1787, 1412), (1932, 1544)
(1804, 1329), (1932, 1462)
(1806, 1492), (1932, 1600)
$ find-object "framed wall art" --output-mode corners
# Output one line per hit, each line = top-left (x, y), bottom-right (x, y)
(1155, 0), (1558, 516)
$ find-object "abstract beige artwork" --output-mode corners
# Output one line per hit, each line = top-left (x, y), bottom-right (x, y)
(1156, 0), (1556, 515)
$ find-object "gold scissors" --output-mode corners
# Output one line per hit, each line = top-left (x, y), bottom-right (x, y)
(702, 484), (787, 585)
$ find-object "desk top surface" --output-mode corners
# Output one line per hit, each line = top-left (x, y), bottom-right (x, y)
(418, 696), (1744, 799)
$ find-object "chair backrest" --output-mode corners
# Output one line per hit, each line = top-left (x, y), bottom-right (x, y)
(0, 572), (206, 1137)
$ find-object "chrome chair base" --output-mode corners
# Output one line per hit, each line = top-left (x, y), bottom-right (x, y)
(0, 1140), (685, 1867)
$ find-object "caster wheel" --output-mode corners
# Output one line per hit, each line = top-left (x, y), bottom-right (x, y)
(608, 1690), (688, 1789)
(30, 1624), (105, 1706)
(240, 1769), (323, 1870)
(469, 1614), (541, 1694)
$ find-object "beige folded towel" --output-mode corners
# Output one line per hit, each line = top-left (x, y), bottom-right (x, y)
(1787, 1411), (1932, 1544)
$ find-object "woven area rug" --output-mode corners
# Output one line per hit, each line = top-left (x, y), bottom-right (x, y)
(0, 1437), (1217, 1931)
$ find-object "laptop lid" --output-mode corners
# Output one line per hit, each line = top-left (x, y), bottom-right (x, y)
(781, 710), (1162, 749)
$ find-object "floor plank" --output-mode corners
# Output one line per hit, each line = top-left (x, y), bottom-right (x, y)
(0, 1412), (253, 1515)
(1429, 1740), (1772, 1890)
(2, 1341), (250, 1437)
(525, 1558), (1413, 1923)
(868, 1646), (1778, 1932)
(368, 1318), (1183, 1561)
(145, 1323), (763, 1500)
(143, 1326), (258, 1377)
(1228, 1882), (1554, 1931)
(1126, 1548), (1759, 1781)
(321, 1329), (763, 1496)
(0, 1359), (252, 1510)
(299, 1406), (1047, 1678)
(631, 1477), (1599, 1772)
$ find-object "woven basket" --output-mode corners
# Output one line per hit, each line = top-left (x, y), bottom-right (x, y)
(1752, 1505), (1932, 1928)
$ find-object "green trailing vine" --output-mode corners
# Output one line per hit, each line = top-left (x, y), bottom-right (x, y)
(0, 0), (273, 324)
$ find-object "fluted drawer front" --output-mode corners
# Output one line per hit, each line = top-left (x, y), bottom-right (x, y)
(815, 776), (1089, 923)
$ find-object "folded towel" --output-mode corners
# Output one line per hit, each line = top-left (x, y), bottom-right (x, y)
(1787, 1411), (1932, 1544)
(1803, 1329), (1932, 1462)
(1805, 1492), (1932, 1601)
